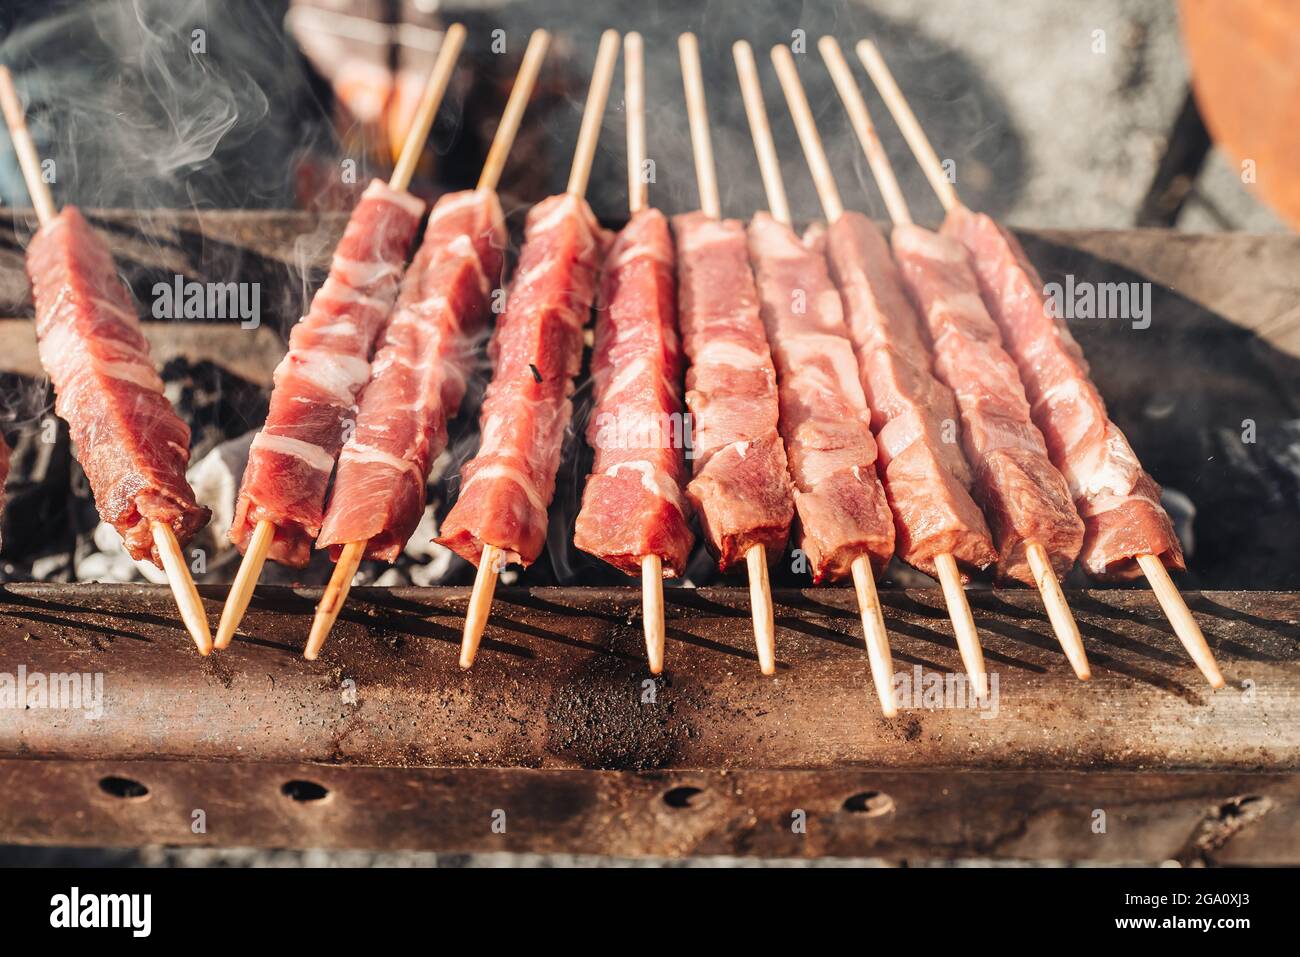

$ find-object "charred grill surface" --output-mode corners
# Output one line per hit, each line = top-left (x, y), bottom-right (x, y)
(2, 212), (1296, 589)
(0, 583), (1294, 770)
(0, 583), (1295, 860)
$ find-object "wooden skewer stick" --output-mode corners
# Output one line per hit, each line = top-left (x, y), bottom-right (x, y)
(770, 45), (844, 221)
(733, 41), (791, 226)
(459, 28), (621, 671)
(0, 66), (213, 656)
(566, 30), (622, 198)
(795, 41), (987, 691)
(737, 40), (900, 705)
(933, 554), (988, 697)
(829, 36), (1087, 680)
(305, 28), (548, 660)
(214, 516), (272, 649)
(1137, 553), (1224, 688)
(851, 556), (898, 715)
(304, 539), (364, 660)
(477, 29), (551, 193)
(678, 33), (721, 220)
(771, 43), (899, 705)
(216, 25), (467, 652)
(642, 554), (665, 674)
(151, 522), (213, 656)
(0, 68), (56, 224)
(681, 33), (775, 674)
(623, 31), (667, 673)
(625, 32), (648, 215)
(859, 37), (1223, 685)
(460, 543), (501, 668)
(853, 40), (959, 213)
(1027, 543), (1089, 680)
(746, 545), (776, 675)
(390, 23), (468, 192)
(817, 37), (912, 226)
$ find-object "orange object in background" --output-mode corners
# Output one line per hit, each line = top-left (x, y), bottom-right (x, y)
(334, 63), (428, 165)
(1180, 0), (1300, 229)
(387, 69), (431, 164)
(287, 2), (446, 181)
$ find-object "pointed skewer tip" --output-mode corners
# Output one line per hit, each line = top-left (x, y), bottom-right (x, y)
(745, 545), (776, 675)
(641, 554), (665, 675)
(1136, 552), (1224, 688)
(851, 555), (897, 717)
(151, 521), (212, 656)
(305, 539), (365, 660)
(460, 543), (502, 669)
(214, 518), (274, 649)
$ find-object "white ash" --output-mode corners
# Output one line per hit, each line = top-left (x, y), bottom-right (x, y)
(30, 552), (72, 582)
(426, 449), (454, 486)
(406, 507), (457, 585)
(78, 522), (163, 584)
(372, 567), (407, 587)
(79, 431), (255, 584)
(186, 430), (255, 573)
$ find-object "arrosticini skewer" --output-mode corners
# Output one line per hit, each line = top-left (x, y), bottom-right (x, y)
(214, 24), (467, 650)
(626, 34), (666, 670)
(450, 29), (622, 669)
(569, 32), (690, 674)
(734, 41), (900, 713)
(771, 42), (1007, 691)
(677, 33), (790, 677)
(0, 66), (212, 654)
(823, 38), (1089, 682)
(305, 28), (551, 660)
(855, 38), (1221, 687)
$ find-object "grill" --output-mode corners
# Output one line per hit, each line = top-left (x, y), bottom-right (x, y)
(0, 6), (1296, 864)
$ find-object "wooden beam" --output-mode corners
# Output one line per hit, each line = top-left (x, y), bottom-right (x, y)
(0, 584), (1292, 771)
(0, 319), (285, 387)
(0, 760), (1292, 862)
(0, 582), (1294, 861)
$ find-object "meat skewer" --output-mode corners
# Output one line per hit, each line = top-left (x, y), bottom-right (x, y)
(856, 39), (1224, 687)
(675, 33), (793, 677)
(815, 40), (1088, 682)
(214, 24), (466, 649)
(305, 28), (550, 660)
(817, 41), (1089, 679)
(0, 67), (213, 654)
(772, 42), (1005, 686)
(733, 41), (900, 713)
(440, 29), (620, 669)
(573, 33), (692, 674)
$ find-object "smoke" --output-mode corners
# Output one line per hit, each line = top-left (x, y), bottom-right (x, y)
(0, 0), (1032, 588)
(477, 0), (1025, 226)
(0, 0), (330, 212)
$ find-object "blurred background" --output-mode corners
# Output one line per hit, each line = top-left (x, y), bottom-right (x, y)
(0, 0), (1289, 228)
(0, 0), (1296, 866)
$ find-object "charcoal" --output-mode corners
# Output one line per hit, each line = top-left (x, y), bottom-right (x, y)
(186, 430), (255, 579)
(160, 358), (269, 461)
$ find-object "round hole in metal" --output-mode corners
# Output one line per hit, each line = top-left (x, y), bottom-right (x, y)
(98, 776), (149, 800)
(662, 785), (704, 809)
(281, 779), (330, 803)
(842, 791), (895, 817)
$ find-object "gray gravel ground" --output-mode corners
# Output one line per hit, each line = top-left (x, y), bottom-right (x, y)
(863, 0), (1284, 232)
